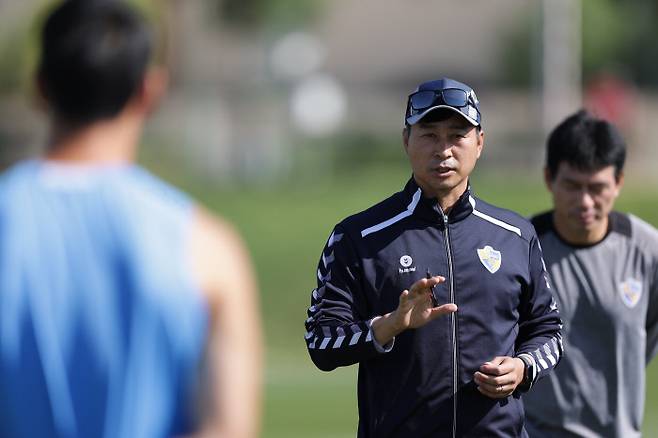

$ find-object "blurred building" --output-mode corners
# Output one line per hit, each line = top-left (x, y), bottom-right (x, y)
(1, 0), (657, 182)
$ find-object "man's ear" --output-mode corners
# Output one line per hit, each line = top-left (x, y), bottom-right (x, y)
(402, 126), (410, 153)
(133, 66), (169, 116)
(475, 127), (484, 159)
(543, 167), (554, 193)
(613, 171), (624, 198)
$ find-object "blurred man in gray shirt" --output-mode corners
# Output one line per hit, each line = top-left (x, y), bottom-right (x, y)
(524, 110), (658, 437)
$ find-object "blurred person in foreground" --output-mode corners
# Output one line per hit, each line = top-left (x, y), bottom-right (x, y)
(524, 110), (658, 437)
(0, 1), (262, 437)
(304, 77), (563, 437)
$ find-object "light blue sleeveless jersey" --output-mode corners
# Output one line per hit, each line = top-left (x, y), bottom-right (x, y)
(0, 160), (209, 438)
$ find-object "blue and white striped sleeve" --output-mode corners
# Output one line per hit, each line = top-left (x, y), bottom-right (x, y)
(305, 226), (389, 372)
(515, 233), (564, 386)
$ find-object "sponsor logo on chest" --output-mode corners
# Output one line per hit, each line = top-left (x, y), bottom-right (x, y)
(398, 254), (416, 273)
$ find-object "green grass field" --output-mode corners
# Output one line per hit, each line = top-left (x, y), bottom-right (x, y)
(183, 164), (658, 436)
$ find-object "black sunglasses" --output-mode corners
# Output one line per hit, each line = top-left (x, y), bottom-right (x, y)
(408, 88), (477, 113)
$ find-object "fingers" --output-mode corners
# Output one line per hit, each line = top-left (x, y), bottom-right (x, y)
(408, 276), (445, 296)
(474, 369), (516, 399)
(478, 356), (509, 376)
(476, 381), (514, 399)
(397, 289), (411, 312)
(474, 370), (515, 388)
(399, 287), (450, 310)
(429, 303), (458, 318)
(474, 356), (519, 399)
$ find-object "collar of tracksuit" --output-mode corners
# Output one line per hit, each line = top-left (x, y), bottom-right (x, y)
(403, 176), (474, 225)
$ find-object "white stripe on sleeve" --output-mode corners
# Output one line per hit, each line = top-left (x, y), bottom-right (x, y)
(349, 331), (362, 346)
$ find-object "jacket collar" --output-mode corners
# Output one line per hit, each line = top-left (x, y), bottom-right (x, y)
(403, 176), (474, 224)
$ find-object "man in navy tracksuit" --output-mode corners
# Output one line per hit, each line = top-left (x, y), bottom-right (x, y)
(304, 78), (563, 437)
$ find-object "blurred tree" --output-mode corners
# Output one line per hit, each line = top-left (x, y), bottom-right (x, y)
(0, 31), (31, 96)
(501, 0), (658, 89)
(499, 6), (541, 88)
(581, 0), (628, 81)
(211, 0), (326, 32)
(617, 0), (658, 86)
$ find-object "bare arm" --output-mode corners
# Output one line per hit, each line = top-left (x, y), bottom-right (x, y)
(189, 207), (263, 438)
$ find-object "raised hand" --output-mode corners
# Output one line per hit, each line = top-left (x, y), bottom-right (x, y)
(395, 276), (455, 330)
(371, 276), (457, 346)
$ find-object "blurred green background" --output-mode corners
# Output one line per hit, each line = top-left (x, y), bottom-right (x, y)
(2, 0), (658, 436)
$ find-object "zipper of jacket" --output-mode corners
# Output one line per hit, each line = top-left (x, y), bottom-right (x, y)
(438, 207), (458, 438)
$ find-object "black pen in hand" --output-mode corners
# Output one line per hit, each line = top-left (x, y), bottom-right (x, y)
(426, 269), (439, 307)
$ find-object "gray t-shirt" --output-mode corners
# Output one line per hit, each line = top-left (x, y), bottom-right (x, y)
(524, 211), (658, 438)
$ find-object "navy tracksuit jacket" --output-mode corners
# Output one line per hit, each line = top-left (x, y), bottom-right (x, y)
(305, 177), (563, 437)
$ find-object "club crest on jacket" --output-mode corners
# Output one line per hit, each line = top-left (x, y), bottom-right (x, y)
(477, 245), (501, 274)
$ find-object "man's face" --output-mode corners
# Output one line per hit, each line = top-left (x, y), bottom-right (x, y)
(403, 113), (484, 200)
(546, 162), (623, 242)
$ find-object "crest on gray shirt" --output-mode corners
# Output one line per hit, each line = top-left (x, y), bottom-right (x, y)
(619, 278), (642, 308)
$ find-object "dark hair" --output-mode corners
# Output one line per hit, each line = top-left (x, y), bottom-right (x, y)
(38, 0), (153, 125)
(546, 110), (626, 180)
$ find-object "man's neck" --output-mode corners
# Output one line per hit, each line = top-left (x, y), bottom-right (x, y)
(415, 178), (469, 215)
(437, 191), (463, 215)
(46, 116), (140, 164)
(552, 213), (609, 246)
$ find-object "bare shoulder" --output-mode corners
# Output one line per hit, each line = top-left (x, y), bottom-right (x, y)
(188, 205), (257, 314)
(191, 206), (250, 264)
(188, 206), (263, 438)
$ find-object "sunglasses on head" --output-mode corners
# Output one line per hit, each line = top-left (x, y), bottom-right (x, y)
(407, 88), (477, 114)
